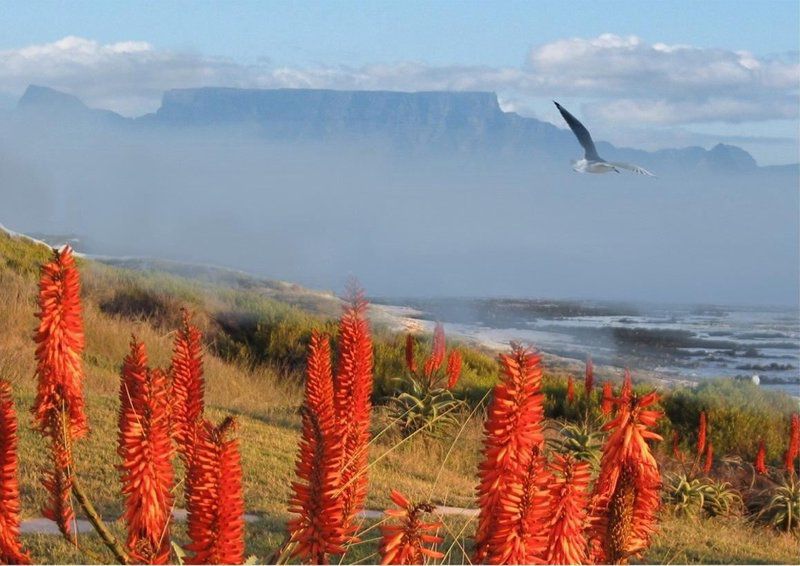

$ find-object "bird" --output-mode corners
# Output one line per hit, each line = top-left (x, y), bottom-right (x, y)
(553, 101), (655, 176)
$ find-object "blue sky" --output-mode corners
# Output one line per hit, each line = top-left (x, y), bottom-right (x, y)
(3, 1), (798, 66)
(1, 0), (798, 163)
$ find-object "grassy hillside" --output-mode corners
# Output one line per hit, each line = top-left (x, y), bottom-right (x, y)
(1, 229), (798, 564)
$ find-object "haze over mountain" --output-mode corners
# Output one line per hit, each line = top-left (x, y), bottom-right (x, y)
(16, 84), (769, 173)
(1, 85), (798, 305)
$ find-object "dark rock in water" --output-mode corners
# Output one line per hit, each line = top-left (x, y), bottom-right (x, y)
(736, 362), (796, 371)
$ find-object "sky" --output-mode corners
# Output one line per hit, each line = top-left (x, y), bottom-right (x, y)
(0, 0), (798, 163)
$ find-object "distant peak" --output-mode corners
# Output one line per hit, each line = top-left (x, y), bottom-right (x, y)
(18, 85), (88, 111)
(706, 143), (758, 169)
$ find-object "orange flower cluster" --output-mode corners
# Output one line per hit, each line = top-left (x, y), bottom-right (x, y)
(545, 454), (591, 565)
(584, 356), (595, 397)
(40, 417), (74, 540)
(600, 382), (614, 415)
(446, 350), (462, 390)
(567, 375), (576, 404)
(287, 332), (346, 563)
(333, 289), (373, 538)
(33, 246), (88, 538)
(405, 324), (462, 390)
(784, 413), (800, 475)
(423, 323), (446, 378)
(697, 411), (707, 457)
(118, 338), (175, 564)
(288, 289), (374, 562)
(33, 246), (88, 438)
(754, 440), (767, 475)
(185, 418), (245, 565)
(379, 490), (443, 565)
(404, 334), (417, 374)
(588, 392), (662, 564)
(170, 310), (205, 459)
(672, 431), (683, 462)
(0, 380), (30, 564)
(619, 370), (633, 404)
(474, 345), (550, 564)
(703, 442), (714, 474)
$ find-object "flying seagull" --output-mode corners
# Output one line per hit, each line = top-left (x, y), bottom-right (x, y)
(554, 101), (655, 176)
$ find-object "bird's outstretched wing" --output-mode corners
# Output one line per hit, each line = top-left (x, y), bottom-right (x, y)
(608, 162), (656, 177)
(554, 101), (600, 161)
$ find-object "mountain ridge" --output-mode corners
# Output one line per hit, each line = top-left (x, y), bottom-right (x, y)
(10, 84), (787, 172)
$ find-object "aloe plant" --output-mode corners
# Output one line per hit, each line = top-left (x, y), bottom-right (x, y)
(547, 420), (604, 468)
(666, 473), (742, 517)
(755, 475), (800, 532)
(387, 375), (462, 437)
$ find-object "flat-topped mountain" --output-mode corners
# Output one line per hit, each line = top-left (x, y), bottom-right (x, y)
(10, 85), (769, 172)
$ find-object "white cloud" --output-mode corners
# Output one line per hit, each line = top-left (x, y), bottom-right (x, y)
(526, 34), (798, 95)
(0, 34), (797, 127)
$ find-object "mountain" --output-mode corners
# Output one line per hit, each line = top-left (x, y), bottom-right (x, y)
(11, 85), (766, 172)
(17, 85), (128, 127)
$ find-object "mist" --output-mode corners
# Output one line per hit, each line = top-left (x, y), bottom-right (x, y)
(1, 115), (798, 307)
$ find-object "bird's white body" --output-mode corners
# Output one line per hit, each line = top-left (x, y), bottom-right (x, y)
(572, 159), (619, 174)
(555, 101), (656, 177)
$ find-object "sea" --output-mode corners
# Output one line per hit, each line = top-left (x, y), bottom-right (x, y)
(374, 298), (800, 397)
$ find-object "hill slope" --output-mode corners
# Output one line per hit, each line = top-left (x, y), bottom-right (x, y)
(1, 228), (799, 564)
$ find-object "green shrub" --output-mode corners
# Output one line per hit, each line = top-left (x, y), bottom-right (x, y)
(663, 379), (796, 463)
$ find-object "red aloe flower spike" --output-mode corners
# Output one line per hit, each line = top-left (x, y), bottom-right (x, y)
(493, 449), (552, 564)
(33, 246), (88, 439)
(333, 285), (373, 540)
(185, 418), (245, 565)
(446, 350), (462, 390)
(619, 369), (633, 404)
(601, 381), (614, 415)
(697, 411), (707, 457)
(423, 323), (446, 378)
(703, 442), (714, 474)
(567, 375), (576, 404)
(288, 332), (346, 563)
(545, 454), (591, 565)
(474, 345), (548, 564)
(584, 356), (595, 397)
(754, 440), (767, 475)
(216, 420), (246, 565)
(588, 391), (663, 564)
(783, 413), (799, 475)
(33, 246), (89, 540)
(118, 339), (175, 564)
(0, 380), (31, 564)
(170, 310), (205, 459)
(672, 431), (683, 462)
(405, 335), (417, 374)
(379, 490), (444, 565)
(41, 410), (75, 540)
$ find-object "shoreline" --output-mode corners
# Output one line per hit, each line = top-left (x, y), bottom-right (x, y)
(369, 303), (697, 390)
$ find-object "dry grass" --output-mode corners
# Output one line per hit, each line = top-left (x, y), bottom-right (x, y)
(647, 514), (800, 564)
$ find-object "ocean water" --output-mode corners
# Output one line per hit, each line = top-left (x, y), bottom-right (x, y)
(377, 298), (800, 396)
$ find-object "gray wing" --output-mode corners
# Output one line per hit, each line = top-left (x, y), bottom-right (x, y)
(554, 101), (600, 161)
(608, 162), (656, 176)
